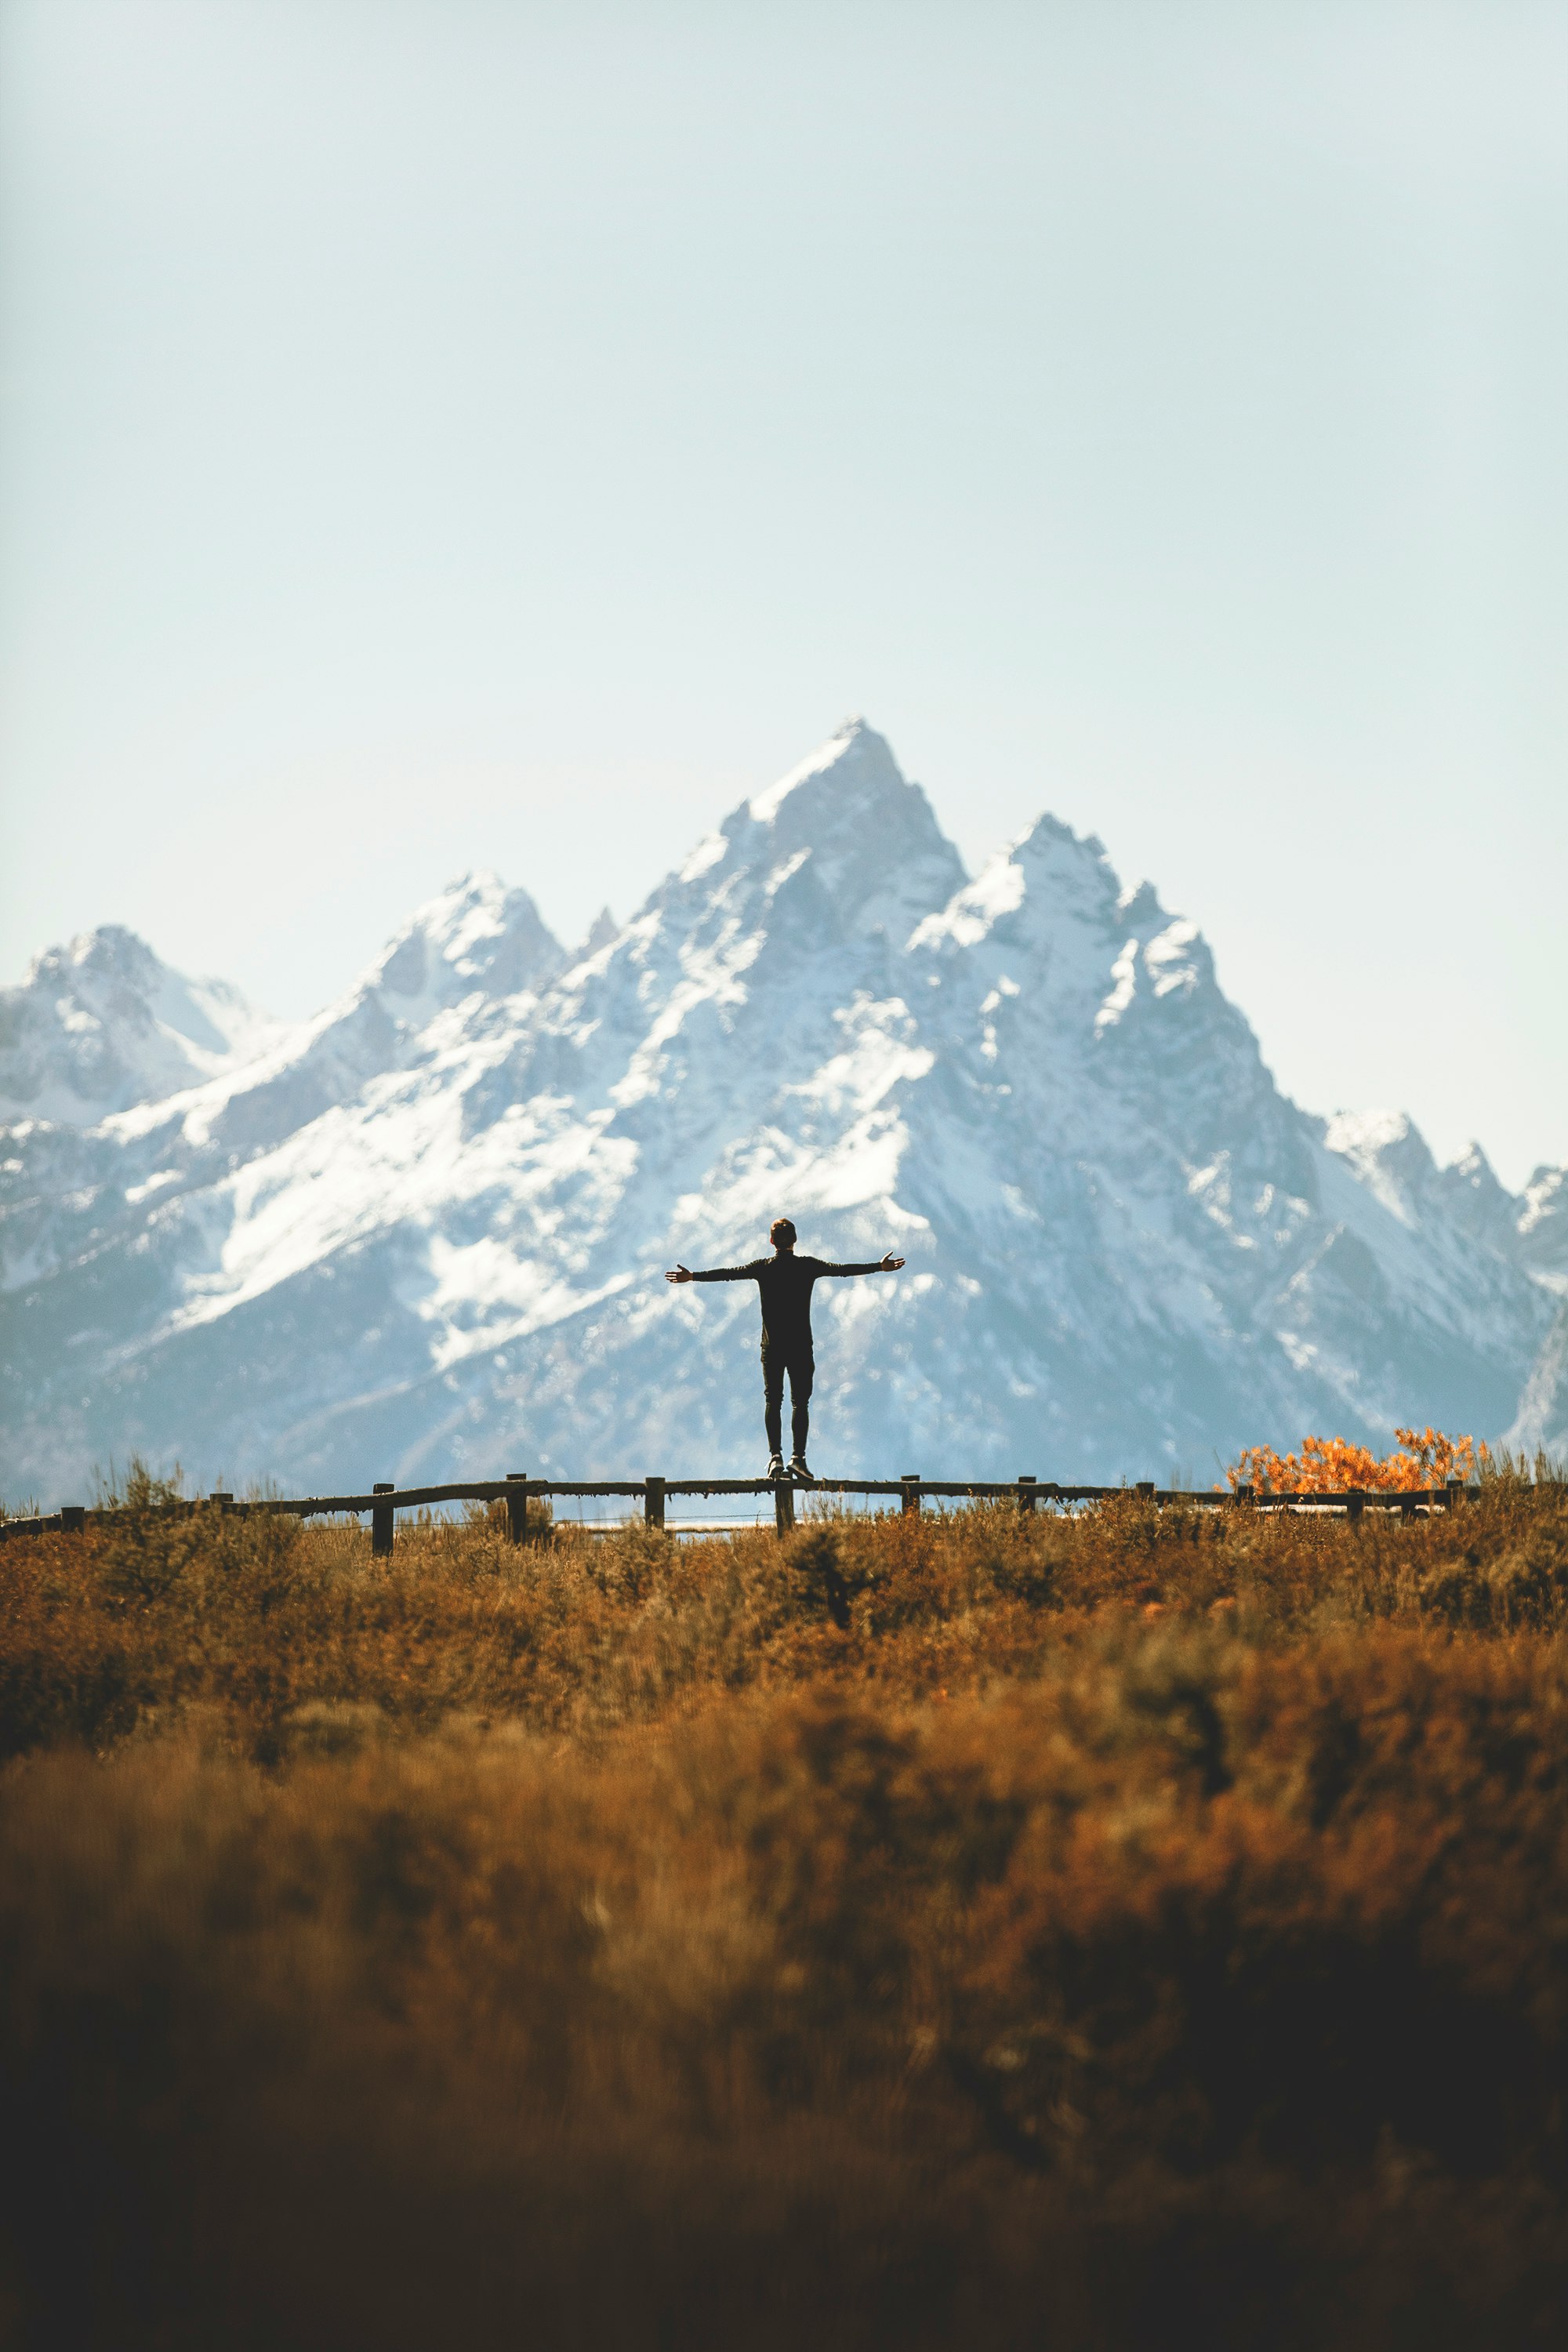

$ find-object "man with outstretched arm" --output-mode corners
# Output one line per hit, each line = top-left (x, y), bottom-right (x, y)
(665, 1218), (906, 1483)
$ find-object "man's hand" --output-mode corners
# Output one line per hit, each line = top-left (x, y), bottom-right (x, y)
(666, 1265), (694, 1283)
(880, 1254), (906, 1271)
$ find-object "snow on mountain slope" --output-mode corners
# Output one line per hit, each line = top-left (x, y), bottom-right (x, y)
(1504, 1170), (1568, 1461)
(1516, 1166), (1568, 1295)
(0, 926), (281, 1126)
(97, 870), (566, 1166)
(1508, 1303), (1568, 1461)
(0, 721), (1558, 1501)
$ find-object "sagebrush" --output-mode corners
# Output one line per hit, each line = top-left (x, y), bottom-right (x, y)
(2, 1467), (1567, 2349)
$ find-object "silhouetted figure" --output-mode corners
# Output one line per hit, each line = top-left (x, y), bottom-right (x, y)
(666, 1218), (906, 1480)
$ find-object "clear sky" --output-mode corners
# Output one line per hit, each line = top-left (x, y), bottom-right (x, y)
(2, 0), (1564, 1189)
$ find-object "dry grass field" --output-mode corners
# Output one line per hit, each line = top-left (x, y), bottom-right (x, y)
(3, 1464), (1568, 2348)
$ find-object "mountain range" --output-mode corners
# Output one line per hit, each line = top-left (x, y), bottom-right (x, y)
(3, 719), (1565, 1505)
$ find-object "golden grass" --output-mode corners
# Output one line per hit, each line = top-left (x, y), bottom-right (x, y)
(2, 1472), (1567, 2347)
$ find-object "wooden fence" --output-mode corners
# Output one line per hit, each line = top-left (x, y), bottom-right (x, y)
(0, 1472), (1476, 1551)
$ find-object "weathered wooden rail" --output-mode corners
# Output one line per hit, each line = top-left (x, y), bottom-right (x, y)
(0, 1473), (1477, 1551)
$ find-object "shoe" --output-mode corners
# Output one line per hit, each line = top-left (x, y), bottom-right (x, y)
(788, 1455), (815, 1484)
(766, 1454), (786, 1480)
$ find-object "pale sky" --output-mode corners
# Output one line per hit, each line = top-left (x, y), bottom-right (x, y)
(2, 0), (1565, 1189)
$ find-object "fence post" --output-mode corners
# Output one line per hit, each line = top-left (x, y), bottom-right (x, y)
(371, 1483), (394, 1558)
(505, 1472), (528, 1546)
(644, 1476), (666, 1531)
(1345, 1487), (1365, 1526)
(1135, 1481), (1154, 1501)
(775, 1480), (795, 1536)
(1445, 1477), (1464, 1514)
(60, 1505), (85, 1534)
(1235, 1482), (1254, 1505)
(1017, 1474), (1037, 1515)
(901, 1474), (920, 1517)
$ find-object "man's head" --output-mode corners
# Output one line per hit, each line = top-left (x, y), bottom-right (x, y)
(769, 1218), (797, 1253)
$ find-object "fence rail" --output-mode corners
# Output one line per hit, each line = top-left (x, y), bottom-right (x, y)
(0, 1472), (1478, 1549)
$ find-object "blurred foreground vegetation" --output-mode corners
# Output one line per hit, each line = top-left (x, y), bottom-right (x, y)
(3, 1467), (1568, 2347)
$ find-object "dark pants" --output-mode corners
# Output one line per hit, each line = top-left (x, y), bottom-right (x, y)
(762, 1345), (814, 1458)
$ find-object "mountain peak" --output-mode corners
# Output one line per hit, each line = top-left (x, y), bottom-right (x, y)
(732, 719), (965, 942)
(911, 810), (1133, 961)
(581, 906), (619, 958)
(368, 872), (562, 1006)
(1, 925), (277, 1126)
(27, 922), (163, 996)
(747, 716), (888, 822)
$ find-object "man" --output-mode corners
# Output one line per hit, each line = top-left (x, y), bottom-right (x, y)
(666, 1218), (906, 1482)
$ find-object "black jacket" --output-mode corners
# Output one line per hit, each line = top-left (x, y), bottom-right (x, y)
(690, 1254), (888, 1352)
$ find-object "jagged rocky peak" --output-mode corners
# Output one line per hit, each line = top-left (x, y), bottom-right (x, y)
(731, 717), (967, 942)
(1321, 1111), (1444, 1227)
(1319, 1112), (1530, 1247)
(1432, 1142), (1525, 1254)
(27, 923), (165, 1000)
(913, 809), (1213, 1027)
(914, 811), (1134, 961)
(0, 923), (278, 1127)
(1011, 812), (1127, 916)
(1518, 1165), (1568, 1289)
(368, 871), (562, 1010)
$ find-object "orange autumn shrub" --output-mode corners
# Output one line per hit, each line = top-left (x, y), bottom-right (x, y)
(1225, 1425), (1491, 1494)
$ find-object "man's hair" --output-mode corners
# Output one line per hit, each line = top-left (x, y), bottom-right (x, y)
(769, 1217), (797, 1247)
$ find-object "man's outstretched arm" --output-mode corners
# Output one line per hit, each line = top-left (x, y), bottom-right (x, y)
(817, 1254), (906, 1276)
(665, 1261), (764, 1284)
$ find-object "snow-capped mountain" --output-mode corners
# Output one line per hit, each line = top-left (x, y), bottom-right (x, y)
(0, 926), (281, 1126)
(1506, 1167), (1568, 1458)
(1515, 1165), (1568, 1295)
(2, 720), (1560, 1504)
